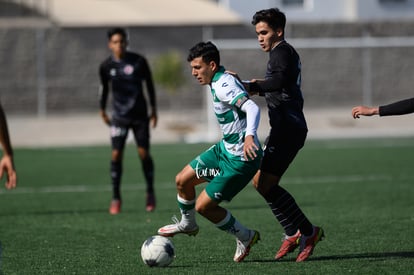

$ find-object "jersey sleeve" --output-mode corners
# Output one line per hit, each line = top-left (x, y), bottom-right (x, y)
(240, 99), (260, 137)
(215, 74), (248, 108)
(98, 62), (109, 110)
(379, 97), (414, 116)
(141, 57), (157, 109)
(255, 46), (290, 95)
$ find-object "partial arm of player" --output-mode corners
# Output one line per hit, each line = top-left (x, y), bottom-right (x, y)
(240, 99), (261, 161)
(218, 74), (260, 160)
(0, 103), (17, 189)
(379, 97), (414, 116)
(352, 97), (414, 118)
(246, 50), (290, 96)
(143, 59), (158, 128)
(98, 66), (111, 126)
(224, 70), (267, 97)
(229, 73), (285, 97)
(98, 85), (111, 126)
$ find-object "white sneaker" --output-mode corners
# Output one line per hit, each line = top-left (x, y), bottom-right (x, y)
(233, 230), (260, 262)
(157, 216), (199, 237)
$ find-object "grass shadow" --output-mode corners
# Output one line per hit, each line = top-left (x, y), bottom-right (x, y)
(248, 251), (414, 263)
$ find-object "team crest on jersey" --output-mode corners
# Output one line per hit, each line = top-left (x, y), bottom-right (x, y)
(110, 68), (116, 76)
(123, 64), (134, 75)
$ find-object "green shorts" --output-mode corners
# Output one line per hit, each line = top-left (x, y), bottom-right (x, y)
(189, 141), (261, 202)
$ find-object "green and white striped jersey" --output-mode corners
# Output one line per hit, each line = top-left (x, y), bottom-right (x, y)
(210, 67), (260, 161)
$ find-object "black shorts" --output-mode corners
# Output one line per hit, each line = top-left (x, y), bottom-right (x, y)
(110, 118), (150, 150)
(260, 128), (307, 177)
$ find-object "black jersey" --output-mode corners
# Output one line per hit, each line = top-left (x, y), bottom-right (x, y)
(252, 40), (307, 131)
(99, 52), (156, 123)
(379, 97), (414, 116)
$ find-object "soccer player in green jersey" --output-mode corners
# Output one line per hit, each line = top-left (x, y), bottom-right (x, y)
(158, 42), (262, 262)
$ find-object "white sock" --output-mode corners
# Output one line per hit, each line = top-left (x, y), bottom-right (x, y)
(216, 210), (250, 241)
(177, 194), (196, 226)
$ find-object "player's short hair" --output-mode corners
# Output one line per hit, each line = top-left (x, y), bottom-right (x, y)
(107, 27), (128, 41)
(187, 41), (220, 66)
(251, 8), (286, 31)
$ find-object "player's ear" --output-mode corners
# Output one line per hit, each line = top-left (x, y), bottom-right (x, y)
(275, 27), (284, 38)
(209, 60), (217, 71)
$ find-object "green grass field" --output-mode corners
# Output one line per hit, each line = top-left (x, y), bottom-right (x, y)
(0, 138), (413, 274)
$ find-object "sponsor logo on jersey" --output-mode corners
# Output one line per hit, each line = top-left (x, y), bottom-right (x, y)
(226, 89), (236, 98)
(194, 161), (221, 179)
(214, 192), (223, 200)
(214, 105), (226, 112)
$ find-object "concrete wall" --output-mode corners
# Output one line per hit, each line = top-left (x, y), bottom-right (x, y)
(222, 0), (414, 22)
(1, 21), (413, 115)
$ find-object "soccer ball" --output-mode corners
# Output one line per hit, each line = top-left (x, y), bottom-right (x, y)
(141, 235), (175, 267)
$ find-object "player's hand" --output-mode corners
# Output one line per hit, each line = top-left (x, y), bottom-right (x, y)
(150, 110), (158, 128)
(246, 79), (259, 96)
(243, 135), (259, 161)
(0, 155), (17, 189)
(225, 70), (253, 94)
(351, 105), (379, 118)
(225, 70), (242, 83)
(100, 110), (111, 126)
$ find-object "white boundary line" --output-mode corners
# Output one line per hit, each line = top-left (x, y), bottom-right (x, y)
(1, 174), (410, 195)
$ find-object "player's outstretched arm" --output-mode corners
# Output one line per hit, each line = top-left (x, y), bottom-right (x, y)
(0, 103), (17, 189)
(352, 98), (414, 118)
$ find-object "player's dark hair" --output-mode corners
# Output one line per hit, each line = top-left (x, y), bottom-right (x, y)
(251, 8), (286, 31)
(187, 41), (220, 66)
(107, 27), (128, 40)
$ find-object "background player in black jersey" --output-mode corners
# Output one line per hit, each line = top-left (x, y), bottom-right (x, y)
(0, 101), (17, 190)
(99, 27), (157, 214)
(352, 97), (414, 118)
(239, 8), (324, 262)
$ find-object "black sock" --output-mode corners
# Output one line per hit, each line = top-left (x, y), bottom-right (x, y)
(264, 185), (313, 236)
(142, 156), (154, 194)
(111, 161), (122, 200)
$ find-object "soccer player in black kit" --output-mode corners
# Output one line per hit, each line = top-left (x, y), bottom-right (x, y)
(241, 8), (324, 262)
(99, 27), (157, 214)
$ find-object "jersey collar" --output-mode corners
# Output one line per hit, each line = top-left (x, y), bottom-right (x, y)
(212, 66), (226, 83)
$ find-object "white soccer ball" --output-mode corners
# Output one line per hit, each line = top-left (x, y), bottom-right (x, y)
(141, 235), (175, 267)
